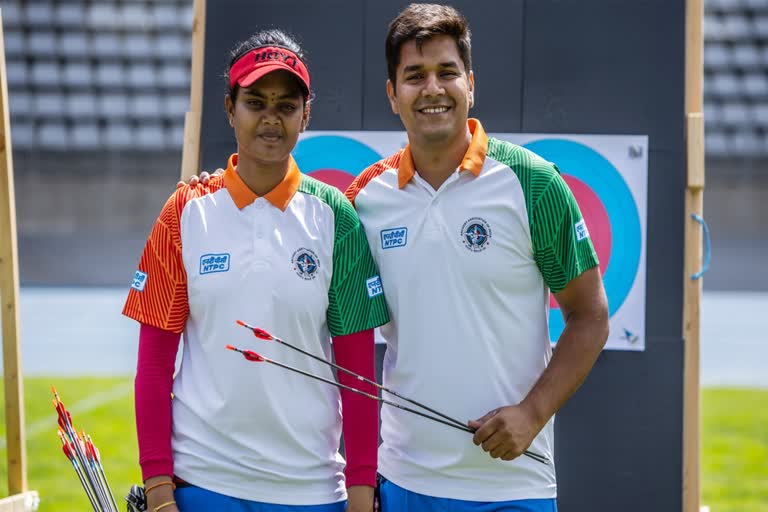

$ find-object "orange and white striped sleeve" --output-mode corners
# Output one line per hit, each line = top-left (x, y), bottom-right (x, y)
(122, 187), (200, 333)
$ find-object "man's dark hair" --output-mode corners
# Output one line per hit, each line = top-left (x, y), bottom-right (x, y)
(385, 3), (472, 91)
(225, 29), (310, 101)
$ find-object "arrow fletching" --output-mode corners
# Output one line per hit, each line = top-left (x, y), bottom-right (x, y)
(236, 320), (274, 340)
(226, 344), (266, 362)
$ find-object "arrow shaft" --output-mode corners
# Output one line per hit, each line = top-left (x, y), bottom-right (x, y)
(240, 323), (470, 430)
(238, 327), (550, 465)
(266, 357), (546, 463)
(70, 459), (102, 512)
(265, 357), (475, 434)
(270, 335), (470, 430)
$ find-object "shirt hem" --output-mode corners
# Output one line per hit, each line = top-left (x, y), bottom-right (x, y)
(378, 468), (557, 502)
(174, 467), (347, 505)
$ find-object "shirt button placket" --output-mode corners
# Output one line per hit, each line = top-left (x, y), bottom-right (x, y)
(425, 194), (442, 240)
(252, 199), (267, 269)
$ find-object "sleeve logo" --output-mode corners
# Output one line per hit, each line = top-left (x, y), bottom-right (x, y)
(200, 253), (231, 274)
(131, 270), (148, 292)
(380, 227), (408, 249)
(366, 275), (383, 298)
(574, 219), (590, 241)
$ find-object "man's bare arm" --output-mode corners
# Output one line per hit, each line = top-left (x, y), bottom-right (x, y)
(471, 267), (609, 460)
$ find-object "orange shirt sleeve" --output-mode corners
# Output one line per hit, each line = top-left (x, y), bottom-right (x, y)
(123, 186), (203, 333)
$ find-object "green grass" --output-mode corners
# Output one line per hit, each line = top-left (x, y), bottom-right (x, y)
(0, 377), (139, 511)
(702, 388), (768, 512)
(1, 380), (766, 510)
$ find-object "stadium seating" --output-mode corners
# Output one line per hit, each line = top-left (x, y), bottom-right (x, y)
(705, 0), (768, 156)
(3, 0), (192, 150)
(1, 0), (766, 157)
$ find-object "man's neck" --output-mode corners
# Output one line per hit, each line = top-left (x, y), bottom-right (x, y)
(409, 126), (472, 190)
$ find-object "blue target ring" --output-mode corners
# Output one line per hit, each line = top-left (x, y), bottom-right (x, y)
(524, 139), (642, 341)
(293, 135), (383, 175)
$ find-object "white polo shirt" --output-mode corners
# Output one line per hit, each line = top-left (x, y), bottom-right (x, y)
(346, 119), (598, 501)
(124, 154), (389, 505)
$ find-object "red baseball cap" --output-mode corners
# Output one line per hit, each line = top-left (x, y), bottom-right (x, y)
(229, 46), (310, 94)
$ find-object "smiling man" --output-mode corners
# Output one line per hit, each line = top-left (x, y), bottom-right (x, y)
(346, 4), (610, 511)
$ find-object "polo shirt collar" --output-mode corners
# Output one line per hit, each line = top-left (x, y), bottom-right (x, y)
(398, 118), (489, 189)
(223, 153), (302, 211)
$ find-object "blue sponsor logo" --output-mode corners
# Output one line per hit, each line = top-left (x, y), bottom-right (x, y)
(380, 227), (408, 249)
(200, 253), (231, 275)
(366, 275), (383, 298)
(575, 219), (590, 241)
(131, 270), (148, 291)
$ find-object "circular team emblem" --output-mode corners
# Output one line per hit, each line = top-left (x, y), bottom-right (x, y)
(461, 217), (492, 252)
(292, 248), (320, 280)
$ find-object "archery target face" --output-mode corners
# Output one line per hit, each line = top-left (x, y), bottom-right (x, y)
(294, 132), (647, 350)
(293, 135), (385, 192)
(521, 139), (644, 348)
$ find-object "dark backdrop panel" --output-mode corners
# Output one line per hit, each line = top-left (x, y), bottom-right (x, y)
(203, 2), (687, 510)
(362, 0), (525, 130)
(646, 150), (686, 338)
(555, 341), (683, 511)
(524, 2), (686, 510)
(202, 0), (366, 170)
(522, 0), (685, 152)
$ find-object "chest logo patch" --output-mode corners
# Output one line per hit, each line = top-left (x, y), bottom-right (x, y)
(292, 248), (320, 280)
(461, 217), (492, 252)
(380, 227), (408, 249)
(200, 253), (231, 275)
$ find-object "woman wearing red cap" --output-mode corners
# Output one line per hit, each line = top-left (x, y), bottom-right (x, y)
(123, 30), (388, 512)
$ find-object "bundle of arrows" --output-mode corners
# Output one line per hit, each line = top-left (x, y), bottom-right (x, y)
(52, 387), (120, 512)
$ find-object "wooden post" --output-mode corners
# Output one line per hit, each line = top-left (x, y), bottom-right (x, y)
(0, 9), (28, 497)
(180, 0), (206, 181)
(683, 0), (704, 510)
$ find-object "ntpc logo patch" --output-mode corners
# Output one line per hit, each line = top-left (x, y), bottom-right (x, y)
(380, 227), (407, 249)
(131, 271), (147, 291)
(574, 219), (590, 241)
(200, 253), (231, 274)
(366, 275), (383, 298)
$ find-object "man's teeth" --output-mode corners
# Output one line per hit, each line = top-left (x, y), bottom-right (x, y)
(421, 107), (449, 114)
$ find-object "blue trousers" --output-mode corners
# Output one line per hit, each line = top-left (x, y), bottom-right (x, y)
(379, 478), (557, 512)
(174, 485), (346, 512)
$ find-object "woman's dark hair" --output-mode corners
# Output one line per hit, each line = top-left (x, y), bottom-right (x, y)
(224, 29), (310, 102)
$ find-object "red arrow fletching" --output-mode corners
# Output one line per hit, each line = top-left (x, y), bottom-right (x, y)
(62, 442), (74, 460)
(226, 344), (266, 362)
(251, 328), (273, 340)
(85, 440), (95, 460)
(242, 350), (265, 362)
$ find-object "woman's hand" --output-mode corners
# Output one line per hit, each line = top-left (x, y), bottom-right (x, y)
(144, 476), (179, 512)
(346, 485), (374, 512)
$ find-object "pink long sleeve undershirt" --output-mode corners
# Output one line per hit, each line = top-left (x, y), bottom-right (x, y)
(135, 323), (379, 487)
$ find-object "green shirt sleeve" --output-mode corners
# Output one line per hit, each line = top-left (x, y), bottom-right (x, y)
(532, 164), (599, 293)
(326, 197), (390, 336)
